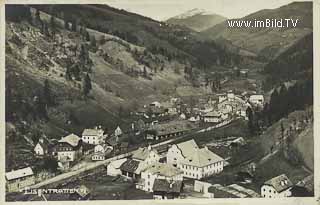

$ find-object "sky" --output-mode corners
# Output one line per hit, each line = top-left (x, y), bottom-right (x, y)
(104, 0), (310, 21)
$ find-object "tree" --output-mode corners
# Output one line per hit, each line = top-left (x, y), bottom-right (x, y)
(50, 16), (56, 32)
(71, 19), (77, 32)
(247, 107), (255, 135)
(43, 157), (58, 172)
(82, 73), (92, 97)
(90, 35), (97, 48)
(43, 79), (54, 107)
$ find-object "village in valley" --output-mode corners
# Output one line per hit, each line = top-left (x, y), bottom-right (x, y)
(5, 3), (314, 201)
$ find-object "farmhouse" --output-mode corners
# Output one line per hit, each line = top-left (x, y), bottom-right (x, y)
(56, 133), (82, 162)
(82, 127), (105, 145)
(261, 174), (293, 198)
(5, 167), (35, 192)
(167, 139), (224, 179)
(137, 162), (183, 192)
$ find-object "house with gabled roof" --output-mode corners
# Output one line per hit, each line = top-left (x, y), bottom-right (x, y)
(82, 126), (105, 145)
(56, 133), (82, 162)
(137, 162), (183, 193)
(34, 136), (53, 156)
(120, 145), (160, 179)
(261, 174), (293, 198)
(167, 139), (224, 179)
(5, 167), (35, 192)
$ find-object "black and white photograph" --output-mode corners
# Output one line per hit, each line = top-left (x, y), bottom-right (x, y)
(3, 0), (317, 202)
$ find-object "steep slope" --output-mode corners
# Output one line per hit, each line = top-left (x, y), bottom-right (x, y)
(166, 8), (227, 32)
(201, 2), (312, 60)
(31, 4), (234, 70)
(5, 5), (208, 170)
(263, 32), (313, 90)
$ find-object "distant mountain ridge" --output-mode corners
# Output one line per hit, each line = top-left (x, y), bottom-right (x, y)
(166, 8), (227, 32)
(201, 1), (312, 60)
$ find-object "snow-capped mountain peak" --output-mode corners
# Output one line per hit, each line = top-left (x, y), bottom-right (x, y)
(174, 8), (212, 19)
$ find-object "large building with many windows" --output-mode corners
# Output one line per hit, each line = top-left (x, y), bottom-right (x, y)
(82, 127), (105, 145)
(167, 139), (224, 179)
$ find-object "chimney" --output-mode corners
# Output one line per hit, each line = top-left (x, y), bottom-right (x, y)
(147, 144), (152, 151)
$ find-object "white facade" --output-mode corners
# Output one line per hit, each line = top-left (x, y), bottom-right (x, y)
(107, 158), (127, 176)
(114, 126), (123, 136)
(166, 144), (185, 167)
(138, 163), (183, 192)
(261, 185), (292, 198)
(179, 161), (224, 179)
(34, 143), (45, 155)
(167, 141), (224, 179)
(249, 95), (264, 106)
(57, 150), (77, 162)
(82, 128), (105, 145)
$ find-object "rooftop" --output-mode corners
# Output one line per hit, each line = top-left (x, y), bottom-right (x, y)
(132, 146), (158, 161)
(142, 163), (183, 177)
(5, 167), (34, 181)
(182, 147), (224, 167)
(82, 128), (104, 136)
(148, 120), (193, 136)
(59, 133), (81, 147)
(176, 139), (199, 159)
(120, 159), (140, 173)
(264, 174), (293, 193)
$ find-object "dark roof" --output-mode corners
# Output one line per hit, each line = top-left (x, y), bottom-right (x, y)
(208, 186), (238, 198)
(37, 136), (53, 151)
(119, 159), (140, 173)
(82, 143), (95, 151)
(291, 185), (313, 197)
(106, 136), (118, 146)
(153, 179), (183, 193)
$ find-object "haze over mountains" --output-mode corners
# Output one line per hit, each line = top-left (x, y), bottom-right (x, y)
(201, 1), (312, 60)
(166, 8), (227, 32)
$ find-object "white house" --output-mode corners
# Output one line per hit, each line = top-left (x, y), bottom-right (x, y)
(34, 137), (50, 156)
(82, 127), (105, 145)
(114, 126), (123, 136)
(120, 145), (161, 179)
(167, 139), (224, 179)
(249, 95), (264, 107)
(132, 145), (161, 166)
(57, 133), (82, 162)
(150, 101), (161, 108)
(203, 111), (222, 123)
(261, 174), (293, 198)
(107, 158), (127, 176)
(5, 167), (36, 192)
(92, 144), (113, 161)
(137, 162), (183, 192)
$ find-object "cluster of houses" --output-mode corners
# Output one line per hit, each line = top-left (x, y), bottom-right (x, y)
(116, 139), (225, 199)
(137, 92), (263, 130)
